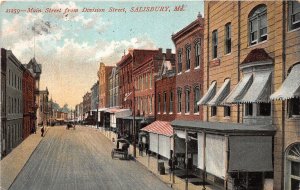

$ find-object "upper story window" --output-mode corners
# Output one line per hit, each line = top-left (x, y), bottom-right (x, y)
(185, 88), (190, 113)
(177, 89), (182, 113)
(170, 91), (173, 113)
(211, 106), (217, 116)
(163, 92), (167, 113)
(288, 97), (300, 117)
(158, 94), (161, 113)
(177, 50), (182, 73)
(224, 106), (231, 117)
(212, 30), (218, 59)
(225, 23), (231, 54)
(194, 86), (200, 113)
(186, 45), (191, 70)
(289, 1), (300, 30)
(249, 5), (267, 45)
(195, 40), (201, 68)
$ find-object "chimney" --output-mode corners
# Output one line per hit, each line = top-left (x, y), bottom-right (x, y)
(166, 49), (172, 59)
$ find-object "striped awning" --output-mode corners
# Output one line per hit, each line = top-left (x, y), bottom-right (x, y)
(224, 73), (253, 104)
(197, 81), (217, 105)
(239, 71), (272, 103)
(271, 64), (300, 100)
(141, 121), (173, 137)
(207, 79), (230, 106)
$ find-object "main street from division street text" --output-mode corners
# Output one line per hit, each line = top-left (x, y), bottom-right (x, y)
(10, 126), (171, 190)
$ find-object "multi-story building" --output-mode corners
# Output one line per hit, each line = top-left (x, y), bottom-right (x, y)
(79, 102), (83, 122)
(1, 48), (24, 155)
(24, 57), (42, 128)
(170, 14), (204, 175)
(192, 1), (300, 189)
(1, 49), (7, 158)
(37, 88), (49, 126)
(98, 62), (114, 109)
(108, 67), (119, 108)
(83, 92), (91, 120)
(22, 67), (35, 140)
(91, 81), (99, 110)
(134, 49), (174, 119)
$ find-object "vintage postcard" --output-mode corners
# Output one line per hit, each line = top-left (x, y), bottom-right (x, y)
(1, 1), (299, 190)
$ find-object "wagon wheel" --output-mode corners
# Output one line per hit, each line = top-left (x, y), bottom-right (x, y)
(111, 150), (114, 159)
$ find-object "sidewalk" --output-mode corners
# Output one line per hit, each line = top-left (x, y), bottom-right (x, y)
(97, 127), (215, 190)
(0, 126), (49, 190)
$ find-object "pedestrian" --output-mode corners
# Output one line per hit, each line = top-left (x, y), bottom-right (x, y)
(138, 143), (143, 156)
(145, 143), (149, 155)
(41, 126), (45, 137)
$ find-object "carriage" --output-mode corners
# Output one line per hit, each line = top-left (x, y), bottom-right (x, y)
(111, 138), (130, 160)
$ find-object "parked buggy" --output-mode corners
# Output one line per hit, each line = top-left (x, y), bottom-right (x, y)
(66, 122), (75, 130)
(111, 138), (130, 160)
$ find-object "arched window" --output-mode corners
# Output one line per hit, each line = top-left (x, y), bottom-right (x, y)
(249, 5), (267, 45)
(185, 45), (191, 71)
(286, 143), (300, 189)
(195, 40), (201, 68)
(177, 88), (182, 113)
(289, 1), (300, 30)
(177, 49), (182, 74)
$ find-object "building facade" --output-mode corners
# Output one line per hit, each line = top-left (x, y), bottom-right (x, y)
(195, 1), (300, 189)
(2, 48), (24, 155)
(91, 81), (99, 110)
(22, 68), (35, 140)
(108, 67), (119, 108)
(37, 88), (49, 126)
(98, 63), (114, 109)
(83, 92), (91, 116)
(1, 49), (7, 158)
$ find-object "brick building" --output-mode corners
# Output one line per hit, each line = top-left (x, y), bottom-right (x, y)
(83, 92), (91, 120)
(98, 62), (114, 109)
(170, 14), (204, 175)
(22, 68), (35, 140)
(193, 1), (300, 189)
(108, 67), (119, 108)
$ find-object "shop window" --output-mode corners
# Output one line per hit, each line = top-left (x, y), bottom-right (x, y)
(212, 30), (218, 59)
(245, 103), (253, 116)
(211, 106), (217, 116)
(249, 5), (267, 45)
(289, 1), (300, 30)
(288, 97), (300, 117)
(257, 103), (271, 116)
(286, 143), (300, 190)
(224, 106), (231, 117)
(225, 23), (231, 54)
(195, 40), (201, 68)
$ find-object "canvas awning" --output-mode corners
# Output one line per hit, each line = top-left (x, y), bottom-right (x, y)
(238, 71), (272, 103)
(224, 73), (253, 104)
(207, 79), (230, 106)
(141, 121), (173, 137)
(197, 81), (217, 105)
(270, 64), (300, 100)
(228, 136), (273, 172)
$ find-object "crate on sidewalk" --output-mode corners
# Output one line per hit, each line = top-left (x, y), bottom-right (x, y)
(157, 161), (165, 175)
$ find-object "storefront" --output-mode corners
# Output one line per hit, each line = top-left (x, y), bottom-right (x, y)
(171, 120), (275, 189)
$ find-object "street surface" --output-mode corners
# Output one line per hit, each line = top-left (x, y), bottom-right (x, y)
(10, 126), (171, 190)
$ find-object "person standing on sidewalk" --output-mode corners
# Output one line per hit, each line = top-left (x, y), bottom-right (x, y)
(41, 126), (45, 137)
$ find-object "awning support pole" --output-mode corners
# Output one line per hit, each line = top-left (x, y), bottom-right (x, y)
(185, 129), (188, 190)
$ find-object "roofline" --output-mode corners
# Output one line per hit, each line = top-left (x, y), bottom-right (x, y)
(172, 18), (203, 43)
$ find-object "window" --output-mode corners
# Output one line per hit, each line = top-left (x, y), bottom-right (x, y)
(177, 50), (182, 73)
(170, 91), (173, 113)
(194, 87), (200, 113)
(286, 143), (300, 190)
(289, 1), (300, 30)
(195, 41), (201, 68)
(163, 92), (167, 113)
(186, 45), (191, 70)
(224, 106), (231, 117)
(145, 74), (148, 89)
(8, 70), (11, 86)
(225, 23), (231, 54)
(212, 30), (218, 59)
(14, 75), (17, 88)
(289, 97), (300, 117)
(150, 96), (153, 113)
(177, 90), (182, 113)
(245, 103), (253, 116)
(185, 89), (190, 113)
(158, 94), (161, 113)
(249, 5), (267, 45)
(8, 97), (11, 114)
(211, 106), (217, 116)
(257, 103), (271, 116)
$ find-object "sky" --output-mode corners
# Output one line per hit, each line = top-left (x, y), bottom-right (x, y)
(1, 1), (204, 108)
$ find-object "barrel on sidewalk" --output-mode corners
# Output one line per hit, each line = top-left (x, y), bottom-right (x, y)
(157, 161), (165, 175)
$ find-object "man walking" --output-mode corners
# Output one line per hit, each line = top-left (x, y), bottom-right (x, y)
(41, 126), (45, 137)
